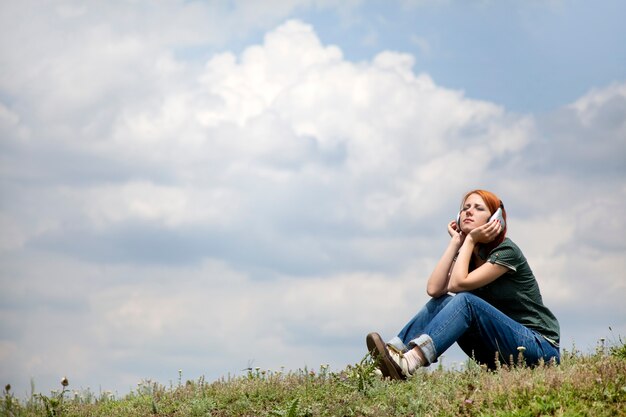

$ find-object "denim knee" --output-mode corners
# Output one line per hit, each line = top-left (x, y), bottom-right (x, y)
(451, 292), (480, 305)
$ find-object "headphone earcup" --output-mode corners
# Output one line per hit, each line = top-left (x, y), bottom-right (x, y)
(456, 211), (461, 229)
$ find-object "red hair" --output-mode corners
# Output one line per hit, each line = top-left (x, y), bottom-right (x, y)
(461, 189), (507, 251)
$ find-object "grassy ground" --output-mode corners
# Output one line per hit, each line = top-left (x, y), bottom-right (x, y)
(3, 341), (625, 417)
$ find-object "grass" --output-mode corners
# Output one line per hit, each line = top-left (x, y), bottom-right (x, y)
(2, 340), (626, 417)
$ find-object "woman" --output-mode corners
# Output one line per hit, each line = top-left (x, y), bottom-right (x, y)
(367, 189), (560, 380)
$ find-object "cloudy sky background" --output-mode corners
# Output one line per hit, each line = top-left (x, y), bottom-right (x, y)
(1, 0), (625, 397)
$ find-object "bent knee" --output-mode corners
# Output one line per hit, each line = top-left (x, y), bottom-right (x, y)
(451, 292), (480, 304)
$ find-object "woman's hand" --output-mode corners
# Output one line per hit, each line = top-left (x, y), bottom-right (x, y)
(447, 220), (465, 247)
(467, 219), (502, 244)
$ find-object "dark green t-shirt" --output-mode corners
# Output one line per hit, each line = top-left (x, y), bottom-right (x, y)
(470, 238), (560, 345)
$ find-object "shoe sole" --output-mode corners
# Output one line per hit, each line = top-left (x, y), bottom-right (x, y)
(366, 332), (405, 380)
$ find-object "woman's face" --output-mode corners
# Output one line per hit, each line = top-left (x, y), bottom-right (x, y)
(460, 193), (492, 233)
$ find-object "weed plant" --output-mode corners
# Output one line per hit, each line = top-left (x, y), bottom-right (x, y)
(2, 339), (625, 417)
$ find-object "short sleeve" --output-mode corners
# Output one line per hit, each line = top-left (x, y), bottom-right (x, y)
(487, 239), (525, 272)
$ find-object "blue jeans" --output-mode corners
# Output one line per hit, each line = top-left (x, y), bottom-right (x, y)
(387, 293), (560, 368)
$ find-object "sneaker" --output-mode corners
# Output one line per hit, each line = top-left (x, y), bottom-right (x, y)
(366, 332), (405, 380)
(387, 344), (417, 378)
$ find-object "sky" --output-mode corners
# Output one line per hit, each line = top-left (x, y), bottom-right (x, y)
(1, 0), (625, 398)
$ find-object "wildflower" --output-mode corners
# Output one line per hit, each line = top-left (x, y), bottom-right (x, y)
(4, 384), (10, 392)
(517, 346), (526, 352)
(61, 377), (69, 387)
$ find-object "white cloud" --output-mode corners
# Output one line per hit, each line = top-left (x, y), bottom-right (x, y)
(568, 83), (626, 126)
(1, 7), (625, 398)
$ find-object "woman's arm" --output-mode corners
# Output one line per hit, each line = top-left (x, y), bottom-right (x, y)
(448, 220), (508, 293)
(426, 221), (464, 298)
